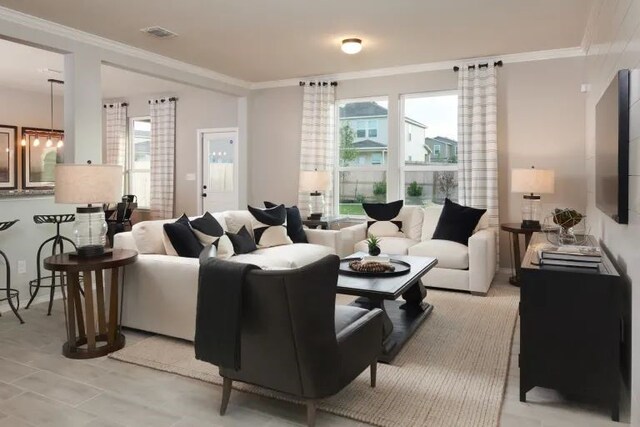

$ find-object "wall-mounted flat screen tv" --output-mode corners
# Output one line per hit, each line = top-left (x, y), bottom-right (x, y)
(595, 69), (630, 224)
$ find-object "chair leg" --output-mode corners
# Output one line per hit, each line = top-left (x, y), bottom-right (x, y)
(220, 377), (232, 416)
(306, 400), (316, 427)
(370, 362), (377, 388)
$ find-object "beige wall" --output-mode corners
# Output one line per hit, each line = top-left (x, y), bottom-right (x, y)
(105, 85), (239, 217)
(248, 57), (587, 268)
(583, 0), (640, 422)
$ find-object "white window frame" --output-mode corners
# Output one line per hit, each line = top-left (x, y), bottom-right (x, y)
(126, 116), (152, 209)
(335, 96), (389, 216)
(399, 90), (458, 204)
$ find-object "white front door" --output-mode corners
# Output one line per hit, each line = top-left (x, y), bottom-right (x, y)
(200, 129), (238, 213)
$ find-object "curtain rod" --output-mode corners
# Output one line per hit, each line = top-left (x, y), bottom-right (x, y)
(103, 102), (129, 108)
(299, 81), (338, 87)
(453, 60), (503, 72)
(148, 97), (178, 104)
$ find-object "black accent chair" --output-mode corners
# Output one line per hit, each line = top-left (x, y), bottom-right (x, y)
(217, 255), (384, 427)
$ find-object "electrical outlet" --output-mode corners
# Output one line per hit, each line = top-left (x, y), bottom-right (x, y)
(17, 260), (26, 274)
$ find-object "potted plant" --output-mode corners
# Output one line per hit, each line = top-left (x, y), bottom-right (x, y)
(366, 234), (381, 256)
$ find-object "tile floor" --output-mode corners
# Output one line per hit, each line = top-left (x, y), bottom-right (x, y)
(0, 274), (630, 426)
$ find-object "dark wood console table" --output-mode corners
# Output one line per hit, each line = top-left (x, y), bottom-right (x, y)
(520, 233), (622, 421)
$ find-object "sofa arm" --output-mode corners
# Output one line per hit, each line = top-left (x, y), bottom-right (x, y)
(468, 228), (496, 295)
(114, 231), (138, 252)
(339, 222), (367, 256)
(304, 228), (340, 254)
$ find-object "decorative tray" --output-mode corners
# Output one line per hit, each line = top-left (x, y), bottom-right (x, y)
(338, 257), (411, 277)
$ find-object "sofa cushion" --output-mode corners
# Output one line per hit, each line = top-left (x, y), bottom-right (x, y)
(264, 201), (308, 244)
(398, 206), (424, 241)
(133, 213), (227, 255)
(248, 204), (292, 248)
(229, 253), (292, 269)
(226, 226), (257, 255)
(408, 239), (469, 269)
(421, 205), (444, 241)
(162, 215), (203, 258)
(354, 237), (418, 256)
(253, 243), (333, 268)
(432, 198), (486, 245)
(363, 200), (404, 237)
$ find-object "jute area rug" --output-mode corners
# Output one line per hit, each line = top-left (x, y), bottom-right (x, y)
(110, 283), (519, 427)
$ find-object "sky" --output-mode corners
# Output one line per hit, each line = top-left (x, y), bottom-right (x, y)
(404, 94), (458, 140)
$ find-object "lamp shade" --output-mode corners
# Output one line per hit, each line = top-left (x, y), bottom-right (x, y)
(55, 164), (123, 204)
(299, 170), (331, 192)
(511, 168), (555, 194)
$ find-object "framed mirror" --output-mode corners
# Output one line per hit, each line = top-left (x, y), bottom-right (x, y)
(21, 127), (64, 189)
(0, 125), (17, 190)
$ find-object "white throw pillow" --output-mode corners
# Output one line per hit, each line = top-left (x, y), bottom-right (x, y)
(247, 205), (293, 248)
(363, 200), (405, 238)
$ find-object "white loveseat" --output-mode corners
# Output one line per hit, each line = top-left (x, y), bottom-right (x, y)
(113, 210), (345, 341)
(341, 205), (496, 295)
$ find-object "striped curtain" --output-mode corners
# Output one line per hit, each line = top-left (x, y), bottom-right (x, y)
(457, 64), (499, 268)
(298, 83), (336, 217)
(149, 98), (176, 219)
(104, 102), (127, 167)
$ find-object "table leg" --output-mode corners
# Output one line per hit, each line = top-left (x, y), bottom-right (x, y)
(66, 272), (79, 353)
(508, 233), (522, 286)
(352, 296), (395, 352)
(400, 280), (429, 312)
(109, 267), (119, 345)
(83, 271), (96, 351)
(95, 270), (107, 336)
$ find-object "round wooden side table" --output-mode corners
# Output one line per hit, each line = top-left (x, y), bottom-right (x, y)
(44, 249), (137, 359)
(500, 223), (537, 287)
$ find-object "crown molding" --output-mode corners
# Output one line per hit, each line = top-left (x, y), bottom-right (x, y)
(0, 6), (251, 90)
(250, 46), (587, 90)
(580, 0), (604, 53)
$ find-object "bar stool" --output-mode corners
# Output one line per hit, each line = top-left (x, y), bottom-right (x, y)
(25, 214), (76, 316)
(0, 220), (24, 324)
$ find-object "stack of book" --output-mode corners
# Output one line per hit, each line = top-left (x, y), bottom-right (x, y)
(538, 244), (602, 268)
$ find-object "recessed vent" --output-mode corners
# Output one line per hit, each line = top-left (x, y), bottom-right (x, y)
(140, 26), (178, 39)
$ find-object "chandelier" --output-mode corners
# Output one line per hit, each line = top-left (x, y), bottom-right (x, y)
(21, 79), (64, 148)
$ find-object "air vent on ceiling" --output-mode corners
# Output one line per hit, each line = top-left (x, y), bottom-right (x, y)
(140, 26), (178, 39)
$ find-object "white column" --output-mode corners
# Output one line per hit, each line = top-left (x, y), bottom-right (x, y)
(386, 92), (401, 202)
(64, 50), (102, 164)
(237, 96), (248, 208)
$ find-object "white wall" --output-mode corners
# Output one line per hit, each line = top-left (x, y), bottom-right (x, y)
(113, 86), (239, 216)
(583, 0), (640, 423)
(248, 57), (587, 268)
(0, 85), (67, 312)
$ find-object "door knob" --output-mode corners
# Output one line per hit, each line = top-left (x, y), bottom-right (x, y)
(203, 185), (207, 190)
(202, 193), (207, 198)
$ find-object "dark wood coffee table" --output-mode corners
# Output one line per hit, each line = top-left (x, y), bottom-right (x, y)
(337, 252), (438, 363)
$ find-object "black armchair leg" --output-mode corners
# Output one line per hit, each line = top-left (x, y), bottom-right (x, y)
(220, 377), (232, 415)
(306, 400), (316, 427)
(370, 362), (377, 388)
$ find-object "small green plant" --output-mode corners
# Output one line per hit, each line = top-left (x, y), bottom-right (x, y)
(407, 181), (423, 197)
(373, 181), (386, 196)
(366, 234), (380, 251)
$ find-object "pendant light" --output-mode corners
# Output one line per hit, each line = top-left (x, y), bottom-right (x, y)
(47, 79), (64, 149)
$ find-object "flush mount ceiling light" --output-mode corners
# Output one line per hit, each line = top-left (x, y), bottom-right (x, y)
(341, 38), (362, 54)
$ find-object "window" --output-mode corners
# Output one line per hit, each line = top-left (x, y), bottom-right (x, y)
(402, 92), (458, 206)
(337, 98), (388, 215)
(126, 117), (151, 209)
(367, 120), (378, 138)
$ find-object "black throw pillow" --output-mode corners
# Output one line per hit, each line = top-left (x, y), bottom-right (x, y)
(264, 201), (308, 243)
(190, 212), (225, 246)
(163, 214), (204, 258)
(247, 204), (292, 247)
(225, 226), (257, 254)
(432, 198), (486, 246)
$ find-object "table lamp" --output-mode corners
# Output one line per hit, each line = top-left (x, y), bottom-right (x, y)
(55, 162), (123, 257)
(511, 166), (555, 229)
(299, 170), (331, 220)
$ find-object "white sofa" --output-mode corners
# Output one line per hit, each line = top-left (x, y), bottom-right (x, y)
(113, 210), (345, 341)
(341, 205), (496, 295)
